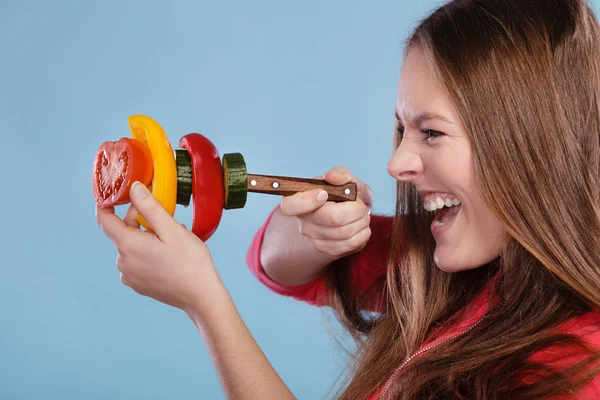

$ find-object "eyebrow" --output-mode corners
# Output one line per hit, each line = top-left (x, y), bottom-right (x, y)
(395, 110), (453, 126)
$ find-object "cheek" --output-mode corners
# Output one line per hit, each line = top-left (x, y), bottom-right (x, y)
(426, 145), (474, 187)
(476, 209), (506, 247)
(461, 202), (506, 270)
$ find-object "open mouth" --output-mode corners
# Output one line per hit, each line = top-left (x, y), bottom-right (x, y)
(433, 202), (461, 225)
(422, 193), (461, 236)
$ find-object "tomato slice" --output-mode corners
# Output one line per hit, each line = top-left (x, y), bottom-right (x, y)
(92, 137), (154, 207)
(178, 133), (225, 241)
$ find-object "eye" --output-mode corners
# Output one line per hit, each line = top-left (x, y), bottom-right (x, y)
(421, 129), (444, 142)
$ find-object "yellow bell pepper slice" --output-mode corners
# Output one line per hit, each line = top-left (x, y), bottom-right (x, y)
(127, 114), (177, 231)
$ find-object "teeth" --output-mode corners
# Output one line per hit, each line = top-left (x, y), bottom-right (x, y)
(436, 198), (445, 209)
(422, 196), (461, 211)
(434, 221), (446, 227)
(423, 201), (437, 211)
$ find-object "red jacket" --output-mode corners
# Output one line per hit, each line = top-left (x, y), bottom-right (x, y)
(246, 207), (600, 399)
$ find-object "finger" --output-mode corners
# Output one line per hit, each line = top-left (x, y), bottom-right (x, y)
(356, 180), (374, 208)
(300, 209), (370, 240)
(129, 182), (178, 240)
(96, 205), (128, 244)
(280, 188), (329, 217)
(323, 167), (354, 185)
(323, 167), (373, 207)
(123, 204), (141, 229)
(303, 198), (369, 227)
(312, 226), (372, 258)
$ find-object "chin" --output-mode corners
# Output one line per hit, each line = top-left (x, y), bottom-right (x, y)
(434, 251), (483, 273)
(434, 248), (500, 273)
(434, 262), (468, 273)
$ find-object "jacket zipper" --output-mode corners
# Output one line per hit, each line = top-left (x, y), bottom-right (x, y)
(376, 315), (487, 400)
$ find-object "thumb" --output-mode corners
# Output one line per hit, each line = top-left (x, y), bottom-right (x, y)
(281, 188), (329, 217)
(324, 168), (373, 208)
(130, 181), (178, 239)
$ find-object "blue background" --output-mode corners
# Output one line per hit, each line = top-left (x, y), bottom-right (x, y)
(3, 1), (597, 399)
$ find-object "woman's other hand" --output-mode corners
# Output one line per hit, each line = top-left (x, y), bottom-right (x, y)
(95, 181), (221, 314)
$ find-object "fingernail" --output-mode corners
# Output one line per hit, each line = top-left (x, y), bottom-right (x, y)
(368, 207), (372, 215)
(132, 182), (147, 199)
(317, 190), (328, 202)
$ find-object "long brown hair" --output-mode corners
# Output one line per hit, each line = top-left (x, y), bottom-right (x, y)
(325, 0), (600, 398)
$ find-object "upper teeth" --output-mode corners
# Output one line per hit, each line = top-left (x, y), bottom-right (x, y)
(424, 197), (461, 212)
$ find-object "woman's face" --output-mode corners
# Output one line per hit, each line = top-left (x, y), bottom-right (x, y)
(387, 46), (506, 272)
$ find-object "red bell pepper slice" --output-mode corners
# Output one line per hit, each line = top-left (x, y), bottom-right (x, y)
(178, 133), (225, 241)
(92, 137), (154, 207)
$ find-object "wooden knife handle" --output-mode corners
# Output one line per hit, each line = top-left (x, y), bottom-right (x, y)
(247, 174), (357, 202)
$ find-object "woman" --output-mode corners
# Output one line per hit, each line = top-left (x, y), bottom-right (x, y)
(96, 0), (600, 398)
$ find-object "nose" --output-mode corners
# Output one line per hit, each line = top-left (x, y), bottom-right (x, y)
(387, 138), (424, 182)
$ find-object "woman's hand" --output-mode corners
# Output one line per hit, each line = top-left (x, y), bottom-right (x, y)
(95, 181), (295, 399)
(95, 181), (221, 314)
(280, 166), (373, 259)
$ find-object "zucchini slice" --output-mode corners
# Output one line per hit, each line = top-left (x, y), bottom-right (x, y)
(175, 149), (193, 207)
(223, 152), (248, 209)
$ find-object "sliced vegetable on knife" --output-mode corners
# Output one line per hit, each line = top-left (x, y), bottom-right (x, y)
(92, 137), (154, 208)
(178, 133), (224, 241)
(92, 115), (357, 241)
